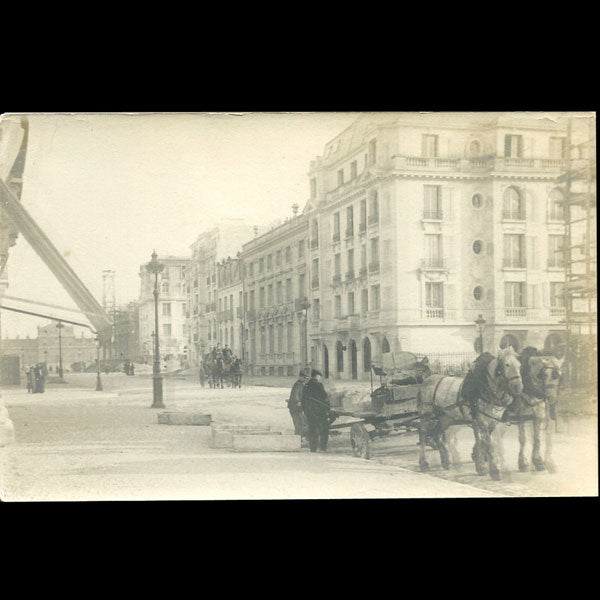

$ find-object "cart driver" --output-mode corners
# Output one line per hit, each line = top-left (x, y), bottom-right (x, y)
(301, 369), (331, 452)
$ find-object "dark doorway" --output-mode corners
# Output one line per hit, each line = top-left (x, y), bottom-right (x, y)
(336, 341), (344, 375)
(363, 338), (371, 372)
(350, 340), (357, 379)
(323, 344), (329, 378)
(382, 337), (391, 353)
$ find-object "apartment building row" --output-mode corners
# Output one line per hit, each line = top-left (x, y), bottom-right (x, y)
(142, 113), (593, 379)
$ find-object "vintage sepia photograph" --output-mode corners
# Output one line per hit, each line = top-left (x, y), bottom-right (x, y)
(0, 111), (597, 501)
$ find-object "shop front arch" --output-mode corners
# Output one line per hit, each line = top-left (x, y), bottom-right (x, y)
(363, 337), (372, 372)
(322, 343), (329, 378)
(499, 333), (521, 353)
(349, 339), (358, 379)
(336, 341), (344, 374)
(544, 332), (566, 357)
(382, 336), (391, 353)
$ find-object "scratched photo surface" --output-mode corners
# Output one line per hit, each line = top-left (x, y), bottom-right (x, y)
(0, 112), (596, 501)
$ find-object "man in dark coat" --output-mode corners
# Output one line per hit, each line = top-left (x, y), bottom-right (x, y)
(288, 368), (309, 439)
(301, 369), (331, 452)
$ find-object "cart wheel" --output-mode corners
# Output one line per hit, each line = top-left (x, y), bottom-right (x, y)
(350, 423), (372, 460)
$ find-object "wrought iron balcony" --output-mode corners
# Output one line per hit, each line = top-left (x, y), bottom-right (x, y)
(550, 307), (566, 317)
(503, 258), (526, 269)
(422, 210), (443, 220)
(420, 258), (447, 270)
(502, 210), (526, 221)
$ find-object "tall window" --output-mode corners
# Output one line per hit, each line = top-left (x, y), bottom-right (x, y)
(422, 134), (438, 157)
(312, 298), (320, 320)
(361, 288), (368, 313)
(260, 327), (266, 354)
(269, 325), (274, 353)
(285, 246), (291, 263)
(370, 237), (379, 267)
(333, 212), (341, 241)
(425, 283), (443, 318)
(298, 273), (305, 298)
(351, 161), (357, 179)
(298, 239), (305, 258)
(250, 290), (255, 311)
(347, 249), (354, 276)
(336, 341), (344, 372)
(334, 253), (341, 277)
(268, 284), (273, 306)
(277, 324), (283, 353)
(348, 292), (355, 315)
(346, 205), (354, 237)
(337, 169), (344, 187)
(248, 262), (254, 277)
(259, 258), (264, 273)
(548, 235), (566, 268)
(504, 134), (523, 158)
(162, 303), (171, 317)
(276, 250), (282, 267)
(368, 139), (377, 165)
(267, 254), (272, 270)
(224, 297), (228, 310)
(370, 285), (380, 310)
(285, 278), (292, 301)
(369, 191), (379, 223)
(334, 295), (342, 317)
(287, 322), (293, 352)
(163, 324), (172, 336)
(276, 281), (282, 303)
(361, 244), (367, 270)
(311, 220), (319, 245)
(425, 234), (443, 267)
(423, 185), (442, 219)
(504, 233), (525, 269)
(161, 281), (169, 294)
(360, 199), (367, 230)
(312, 258), (319, 287)
(503, 234), (526, 268)
(259, 287), (265, 308)
(310, 177), (317, 198)
(550, 282), (565, 307)
(548, 189), (565, 221)
(549, 137), (566, 159)
(505, 282), (526, 307)
(503, 186), (524, 220)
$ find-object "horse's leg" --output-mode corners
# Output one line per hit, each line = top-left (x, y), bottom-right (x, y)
(418, 416), (431, 472)
(544, 404), (556, 472)
(435, 416), (452, 470)
(483, 421), (502, 481)
(518, 421), (529, 472)
(471, 417), (488, 475)
(531, 406), (545, 471)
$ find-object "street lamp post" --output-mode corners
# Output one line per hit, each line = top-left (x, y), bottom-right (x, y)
(475, 314), (486, 355)
(300, 298), (311, 369)
(95, 337), (103, 391)
(146, 250), (165, 409)
(56, 321), (64, 379)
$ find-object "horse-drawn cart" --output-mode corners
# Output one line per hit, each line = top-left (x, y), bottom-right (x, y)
(328, 352), (431, 459)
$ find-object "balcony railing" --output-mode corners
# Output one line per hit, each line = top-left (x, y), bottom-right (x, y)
(502, 211), (526, 221)
(359, 222), (367, 233)
(503, 258), (526, 269)
(310, 239), (319, 249)
(392, 156), (568, 173)
(425, 307), (444, 319)
(550, 307), (566, 317)
(332, 232), (340, 243)
(504, 158), (535, 168)
(505, 307), (527, 318)
(345, 270), (355, 281)
(368, 215), (379, 226)
(332, 274), (342, 285)
(422, 210), (443, 220)
(369, 261), (380, 273)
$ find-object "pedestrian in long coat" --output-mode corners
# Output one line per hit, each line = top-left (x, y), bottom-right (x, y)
(301, 369), (331, 452)
(288, 368), (309, 439)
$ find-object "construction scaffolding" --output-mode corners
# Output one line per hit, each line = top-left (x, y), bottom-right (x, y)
(558, 115), (597, 389)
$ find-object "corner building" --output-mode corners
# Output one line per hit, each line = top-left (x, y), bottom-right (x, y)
(305, 112), (570, 380)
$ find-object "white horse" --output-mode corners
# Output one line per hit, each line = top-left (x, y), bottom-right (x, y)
(417, 347), (524, 481)
(503, 352), (563, 473)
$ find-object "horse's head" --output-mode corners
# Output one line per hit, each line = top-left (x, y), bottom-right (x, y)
(494, 346), (523, 397)
(528, 355), (562, 404)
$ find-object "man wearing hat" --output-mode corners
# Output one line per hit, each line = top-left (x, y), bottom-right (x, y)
(301, 369), (331, 452)
(288, 368), (309, 440)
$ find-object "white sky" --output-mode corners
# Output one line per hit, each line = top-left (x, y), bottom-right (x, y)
(2, 112), (359, 338)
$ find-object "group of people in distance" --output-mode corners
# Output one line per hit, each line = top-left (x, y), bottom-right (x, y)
(288, 368), (331, 452)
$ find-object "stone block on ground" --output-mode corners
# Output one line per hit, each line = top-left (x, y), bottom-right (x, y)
(158, 412), (212, 426)
(232, 434), (301, 452)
